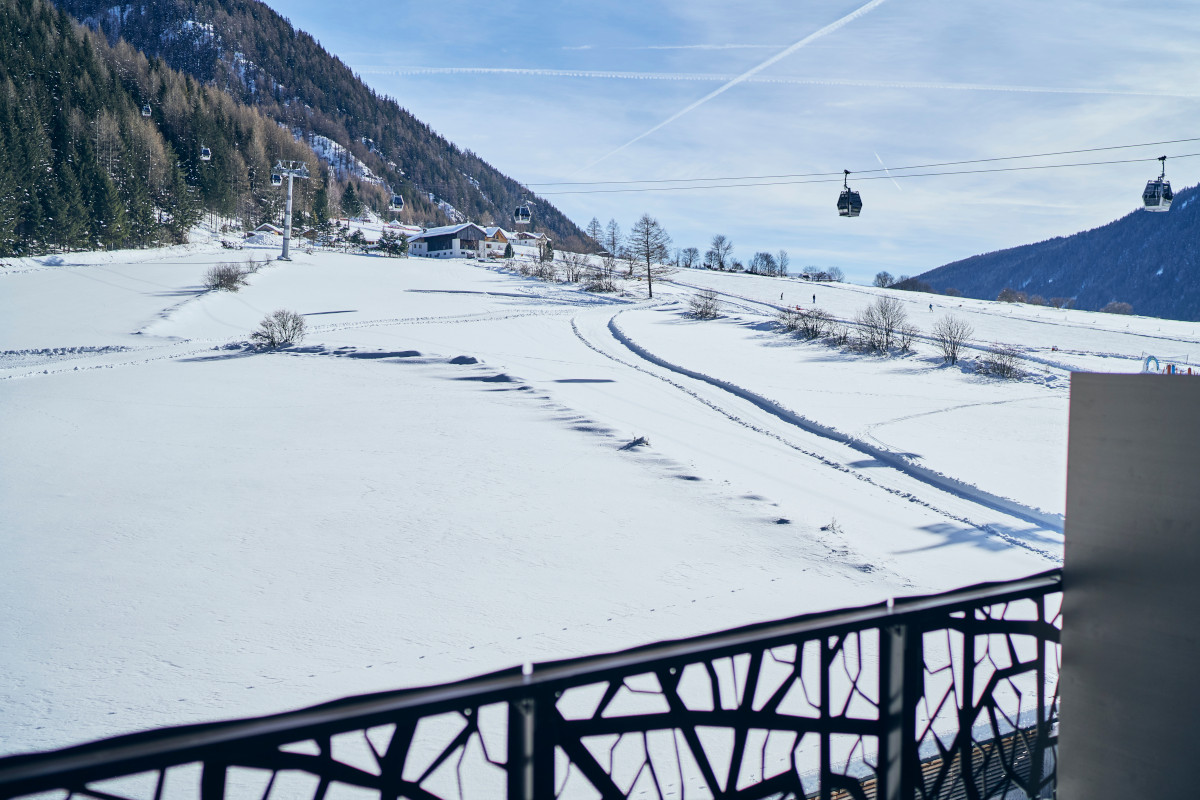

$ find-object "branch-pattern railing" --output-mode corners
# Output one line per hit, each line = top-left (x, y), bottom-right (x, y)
(0, 570), (1061, 800)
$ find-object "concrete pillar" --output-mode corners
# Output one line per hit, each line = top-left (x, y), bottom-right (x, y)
(1060, 373), (1200, 797)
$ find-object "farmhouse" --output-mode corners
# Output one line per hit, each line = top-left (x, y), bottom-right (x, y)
(408, 223), (488, 258)
(481, 227), (514, 256)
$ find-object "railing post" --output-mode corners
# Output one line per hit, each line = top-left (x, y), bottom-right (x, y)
(878, 622), (919, 800)
(507, 690), (556, 800)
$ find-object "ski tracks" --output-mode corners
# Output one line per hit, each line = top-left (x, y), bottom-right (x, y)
(571, 307), (1062, 560)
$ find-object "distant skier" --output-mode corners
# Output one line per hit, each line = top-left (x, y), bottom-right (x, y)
(929, 303), (933, 312)
(780, 292), (784, 300)
(812, 294), (816, 304)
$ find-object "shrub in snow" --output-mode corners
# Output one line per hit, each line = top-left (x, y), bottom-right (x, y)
(978, 344), (1022, 379)
(251, 309), (306, 348)
(1102, 301), (1133, 315)
(585, 256), (619, 293)
(560, 252), (588, 283)
(932, 315), (974, 365)
(689, 288), (721, 319)
(534, 259), (558, 282)
(855, 296), (908, 353)
(898, 322), (919, 353)
(204, 262), (248, 292)
(776, 308), (802, 333)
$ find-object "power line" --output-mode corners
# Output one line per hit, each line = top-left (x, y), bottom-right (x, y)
(534, 152), (1200, 196)
(527, 136), (1200, 188)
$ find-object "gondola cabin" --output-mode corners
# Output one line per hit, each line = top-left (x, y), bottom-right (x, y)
(1143, 156), (1173, 212)
(141, 105), (152, 117)
(200, 146), (212, 162)
(837, 170), (862, 217)
(271, 173), (283, 187)
(513, 204), (531, 225)
(390, 195), (404, 211)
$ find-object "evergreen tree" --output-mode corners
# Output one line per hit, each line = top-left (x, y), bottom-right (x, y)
(341, 182), (362, 219)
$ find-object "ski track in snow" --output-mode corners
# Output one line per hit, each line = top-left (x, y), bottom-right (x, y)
(607, 308), (1064, 535)
(570, 313), (1060, 561)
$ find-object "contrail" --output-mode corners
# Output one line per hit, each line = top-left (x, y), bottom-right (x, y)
(875, 151), (902, 191)
(357, 66), (1200, 99)
(574, 0), (892, 174)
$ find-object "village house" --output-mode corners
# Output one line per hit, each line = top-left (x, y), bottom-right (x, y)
(407, 223), (488, 258)
(481, 226), (514, 257)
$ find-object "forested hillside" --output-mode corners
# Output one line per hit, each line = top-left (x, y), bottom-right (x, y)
(54, 0), (594, 251)
(917, 184), (1200, 321)
(0, 0), (321, 256)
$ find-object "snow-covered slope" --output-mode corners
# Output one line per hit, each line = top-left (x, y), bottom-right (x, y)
(3, 246), (1194, 756)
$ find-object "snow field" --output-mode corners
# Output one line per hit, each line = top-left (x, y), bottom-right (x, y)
(4, 244), (1172, 758)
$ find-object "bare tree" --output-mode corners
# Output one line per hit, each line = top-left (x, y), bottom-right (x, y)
(680, 247), (700, 269)
(777, 249), (790, 276)
(873, 271), (894, 288)
(706, 235), (733, 270)
(826, 266), (845, 282)
(251, 309), (306, 348)
(855, 296), (908, 353)
(689, 288), (720, 319)
(627, 213), (673, 298)
(1101, 301), (1133, 315)
(931, 315), (974, 364)
(586, 217), (603, 243)
(748, 251), (777, 275)
(603, 219), (622, 256)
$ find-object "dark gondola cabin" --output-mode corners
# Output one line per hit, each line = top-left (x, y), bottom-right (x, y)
(200, 146), (212, 162)
(271, 173), (283, 187)
(141, 104), (151, 117)
(837, 170), (862, 217)
(513, 199), (532, 226)
(390, 195), (404, 211)
(1143, 156), (1173, 212)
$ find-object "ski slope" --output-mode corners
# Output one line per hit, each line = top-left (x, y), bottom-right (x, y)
(2, 243), (1193, 757)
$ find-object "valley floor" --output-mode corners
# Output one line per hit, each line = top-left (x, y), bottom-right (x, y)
(3, 244), (1193, 756)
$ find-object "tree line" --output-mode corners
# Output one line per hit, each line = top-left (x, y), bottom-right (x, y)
(54, 0), (596, 251)
(0, 0), (326, 257)
(582, 217), (818, 281)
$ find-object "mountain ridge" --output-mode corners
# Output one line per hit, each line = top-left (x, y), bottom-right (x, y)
(53, 0), (594, 250)
(916, 183), (1200, 321)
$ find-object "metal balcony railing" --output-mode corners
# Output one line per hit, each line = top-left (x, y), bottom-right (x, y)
(0, 570), (1061, 800)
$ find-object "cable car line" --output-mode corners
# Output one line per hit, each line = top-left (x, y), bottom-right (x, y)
(534, 152), (1200, 195)
(527, 136), (1200, 187)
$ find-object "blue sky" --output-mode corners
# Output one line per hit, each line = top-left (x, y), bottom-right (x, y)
(265, 0), (1199, 281)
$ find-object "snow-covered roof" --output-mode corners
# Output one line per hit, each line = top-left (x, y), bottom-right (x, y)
(409, 223), (484, 241)
(483, 227), (514, 239)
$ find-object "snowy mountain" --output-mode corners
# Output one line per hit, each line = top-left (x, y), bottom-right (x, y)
(53, 0), (595, 249)
(916, 183), (1200, 321)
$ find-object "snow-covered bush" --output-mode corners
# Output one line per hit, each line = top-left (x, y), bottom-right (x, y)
(932, 315), (974, 364)
(978, 344), (1022, 378)
(251, 309), (306, 348)
(560, 252), (589, 283)
(585, 256), (619, 293)
(689, 288), (721, 319)
(776, 308), (802, 332)
(204, 263), (248, 292)
(855, 296), (908, 353)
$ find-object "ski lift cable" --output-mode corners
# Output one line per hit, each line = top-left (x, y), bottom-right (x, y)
(526, 136), (1200, 187)
(534, 152), (1200, 196)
